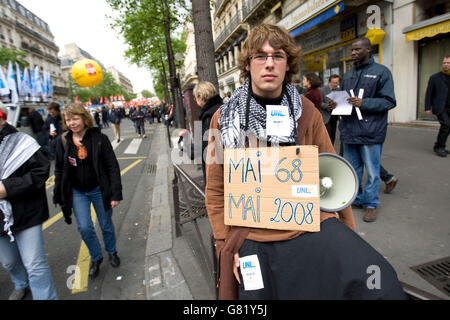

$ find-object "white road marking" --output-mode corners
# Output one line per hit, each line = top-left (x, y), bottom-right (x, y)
(124, 138), (143, 154)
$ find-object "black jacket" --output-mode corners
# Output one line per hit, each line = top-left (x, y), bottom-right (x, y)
(425, 71), (449, 116)
(199, 94), (223, 150)
(53, 127), (122, 222)
(339, 57), (396, 145)
(0, 123), (50, 237)
(199, 95), (222, 180)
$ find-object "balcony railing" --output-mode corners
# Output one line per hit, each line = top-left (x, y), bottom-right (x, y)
(214, 10), (242, 49)
(15, 21), (59, 50)
(242, 0), (266, 21)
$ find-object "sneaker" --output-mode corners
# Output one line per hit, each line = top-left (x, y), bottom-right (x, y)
(384, 177), (398, 194)
(363, 208), (377, 222)
(8, 287), (29, 300)
(142, 135), (147, 138)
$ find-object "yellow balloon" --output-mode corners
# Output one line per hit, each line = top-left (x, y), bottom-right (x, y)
(71, 59), (103, 87)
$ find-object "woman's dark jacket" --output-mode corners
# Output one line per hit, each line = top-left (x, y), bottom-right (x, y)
(304, 87), (322, 111)
(199, 94), (222, 180)
(0, 123), (50, 236)
(53, 127), (122, 221)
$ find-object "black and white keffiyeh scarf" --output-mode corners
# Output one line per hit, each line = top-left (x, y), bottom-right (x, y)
(219, 80), (302, 149)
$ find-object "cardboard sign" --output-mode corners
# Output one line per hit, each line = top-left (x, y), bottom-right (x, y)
(224, 146), (320, 232)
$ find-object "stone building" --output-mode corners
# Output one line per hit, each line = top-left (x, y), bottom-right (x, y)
(0, 0), (66, 102)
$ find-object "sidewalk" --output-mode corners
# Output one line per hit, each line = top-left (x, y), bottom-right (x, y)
(144, 125), (215, 300)
(145, 123), (449, 300)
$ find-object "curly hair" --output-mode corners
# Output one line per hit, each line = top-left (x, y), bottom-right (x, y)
(238, 24), (301, 84)
(61, 103), (94, 131)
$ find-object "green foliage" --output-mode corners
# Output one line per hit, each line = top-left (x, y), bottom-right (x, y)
(106, 0), (188, 100)
(0, 47), (29, 69)
(141, 89), (155, 97)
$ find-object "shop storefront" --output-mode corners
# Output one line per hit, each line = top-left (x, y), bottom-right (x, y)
(403, 13), (450, 120)
(279, 0), (392, 86)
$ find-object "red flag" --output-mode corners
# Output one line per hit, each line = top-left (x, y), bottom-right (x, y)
(105, 96), (108, 103)
(88, 98), (92, 106)
(75, 96), (79, 103)
(99, 96), (103, 104)
(110, 95), (113, 102)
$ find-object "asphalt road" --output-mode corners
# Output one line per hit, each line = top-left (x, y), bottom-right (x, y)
(0, 119), (158, 300)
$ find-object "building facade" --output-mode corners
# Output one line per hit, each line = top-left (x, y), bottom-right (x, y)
(212, 0), (450, 124)
(0, 0), (66, 102)
(106, 66), (134, 95)
(213, 0), (281, 97)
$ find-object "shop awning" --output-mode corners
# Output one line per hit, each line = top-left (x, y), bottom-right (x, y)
(403, 13), (450, 42)
(289, 1), (344, 38)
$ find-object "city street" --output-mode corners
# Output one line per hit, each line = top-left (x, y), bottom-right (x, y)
(0, 119), (158, 300)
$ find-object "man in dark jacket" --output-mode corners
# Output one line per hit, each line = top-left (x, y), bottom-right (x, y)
(131, 106), (147, 138)
(42, 102), (63, 160)
(425, 55), (450, 157)
(0, 106), (58, 300)
(320, 74), (340, 146)
(329, 37), (396, 223)
(107, 104), (123, 142)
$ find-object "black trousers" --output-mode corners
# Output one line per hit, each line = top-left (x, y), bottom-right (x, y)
(325, 115), (339, 146)
(238, 219), (405, 300)
(435, 109), (450, 149)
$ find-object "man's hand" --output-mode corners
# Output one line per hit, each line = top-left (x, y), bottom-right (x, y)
(233, 253), (241, 284)
(0, 183), (7, 199)
(111, 200), (120, 209)
(425, 110), (432, 115)
(328, 100), (337, 111)
(347, 97), (363, 107)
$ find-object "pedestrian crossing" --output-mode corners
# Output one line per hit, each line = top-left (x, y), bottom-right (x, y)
(124, 138), (143, 154)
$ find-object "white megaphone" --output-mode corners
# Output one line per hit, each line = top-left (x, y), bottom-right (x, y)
(319, 153), (359, 212)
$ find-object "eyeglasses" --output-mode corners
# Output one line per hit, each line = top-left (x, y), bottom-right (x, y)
(249, 52), (288, 64)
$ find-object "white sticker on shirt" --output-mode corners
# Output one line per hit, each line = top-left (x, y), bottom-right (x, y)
(266, 105), (291, 137)
(239, 254), (264, 291)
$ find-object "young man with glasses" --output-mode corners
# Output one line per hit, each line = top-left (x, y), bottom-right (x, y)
(205, 24), (404, 300)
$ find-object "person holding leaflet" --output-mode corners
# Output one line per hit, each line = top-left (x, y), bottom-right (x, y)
(328, 37), (396, 222)
(206, 26), (404, 299)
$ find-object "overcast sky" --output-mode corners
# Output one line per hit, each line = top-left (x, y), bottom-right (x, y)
(17, 0), (155, 94)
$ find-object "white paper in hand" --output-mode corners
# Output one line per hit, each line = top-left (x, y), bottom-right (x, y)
(326, 91), (353, 115)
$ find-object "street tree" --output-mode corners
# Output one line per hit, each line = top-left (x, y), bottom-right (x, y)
(107, 0), (187, 127)
(0, 47), (29, 69)
(191, 0), (219, 90)
(141, 89), (155, 98)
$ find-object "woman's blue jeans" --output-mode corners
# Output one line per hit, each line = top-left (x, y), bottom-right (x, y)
(72, 187), (117, 262)
(343, 143), (383, 208)
(0, 224), (58, 300)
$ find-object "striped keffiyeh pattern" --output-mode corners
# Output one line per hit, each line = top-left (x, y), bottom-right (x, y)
(218, 80), (302, 149)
